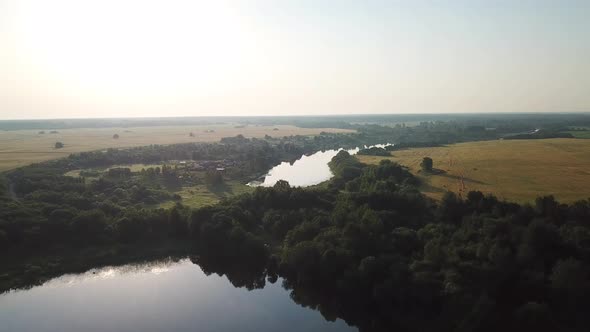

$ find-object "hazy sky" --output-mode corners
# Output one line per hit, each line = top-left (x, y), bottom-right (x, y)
(1, 0), (589, 119)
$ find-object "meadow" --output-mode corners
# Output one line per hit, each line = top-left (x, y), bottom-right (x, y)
(565, 130), (590, 139)
(158, 180), (254, 209)
(0, 124), (352, 172)
(358, 138), (590, 203)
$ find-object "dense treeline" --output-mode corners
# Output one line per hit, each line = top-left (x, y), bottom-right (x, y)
(0, 166), (182, 250)
(357, 147), (391, 156)
(2, 113), (589, 131)
(504, 129), (575, 140)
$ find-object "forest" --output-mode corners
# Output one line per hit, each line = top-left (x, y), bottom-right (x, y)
(1, 120), (590, 332)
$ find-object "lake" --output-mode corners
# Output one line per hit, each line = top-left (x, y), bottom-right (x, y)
(249, 144), (392, 187)
(0, 258), (356, 332)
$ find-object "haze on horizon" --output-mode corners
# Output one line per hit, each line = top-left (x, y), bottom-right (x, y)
(1, 0), (589, 120)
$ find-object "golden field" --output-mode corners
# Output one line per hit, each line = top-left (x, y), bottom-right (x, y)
(0, 124), (353, 172)
(358, 138), (590, 204)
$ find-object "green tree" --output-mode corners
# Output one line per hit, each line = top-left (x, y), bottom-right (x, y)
(513, 302), (557, 332)
(70, 209), (107, 242)
(420, 157), (433, 172)
(115, 216), (147, 242)
(437, 191), (465, 224)
(169, 204), (188, 238)
(550, 258), (587, 293)
(0, 229), (8, 248)
(205, 171), (223, 186)
(273, 180), (291, 191)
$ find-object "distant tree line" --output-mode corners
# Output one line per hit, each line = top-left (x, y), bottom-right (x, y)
(504, 129), (574, 140)
(357, 147), (391, 156)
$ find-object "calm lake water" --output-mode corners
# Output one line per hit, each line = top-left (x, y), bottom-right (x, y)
(0, 259), (355, 332)
(249, 144), (392, 187)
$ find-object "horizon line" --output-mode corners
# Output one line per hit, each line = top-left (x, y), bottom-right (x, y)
(2, 111), (590, 122)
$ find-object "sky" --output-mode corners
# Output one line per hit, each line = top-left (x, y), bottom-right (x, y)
(0, 0), (589, 119)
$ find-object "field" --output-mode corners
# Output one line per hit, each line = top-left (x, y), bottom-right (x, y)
(358, 138), (590, 204)
(563, 126), (590, 139)
(565, 131), (590, 139)
(0, 124), (353, 172)
(158, 180), (254, 209)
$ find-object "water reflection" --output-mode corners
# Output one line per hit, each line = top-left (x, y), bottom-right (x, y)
(0, 257), (356, 332)
(26, 260), (176, 290)
(249, 144), (392, 187)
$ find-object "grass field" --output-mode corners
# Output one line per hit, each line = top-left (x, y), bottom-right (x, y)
(159, 180), (254, 209)
(565, 131), (590, 139)
(358, 138), (590, 204)
(563, 126), (590, 139)
(0, 124), (353, 172)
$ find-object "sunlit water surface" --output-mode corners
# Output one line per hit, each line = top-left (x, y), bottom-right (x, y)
(0, 259), (355, 332)
(249, 144), (392, 187)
